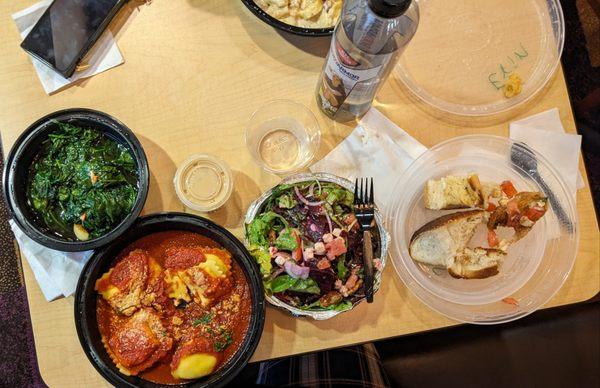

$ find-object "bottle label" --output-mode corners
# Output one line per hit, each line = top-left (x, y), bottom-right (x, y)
(317, 40), (382, 116)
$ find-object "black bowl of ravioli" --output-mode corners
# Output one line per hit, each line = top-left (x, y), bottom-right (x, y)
(75, 213), (266, 388)
(241, 0), (335, 36)
(2, 108), (149, 252)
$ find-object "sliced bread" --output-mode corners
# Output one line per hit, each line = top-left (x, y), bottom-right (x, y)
(409, 210), (485, 267)
(448, 247), (506, 279)
(424, 174), (502, 210)
(424, 174), (483, 210)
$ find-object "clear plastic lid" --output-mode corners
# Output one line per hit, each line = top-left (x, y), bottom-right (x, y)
(393, 0), (564, 116)
(174, 154), (233, 212)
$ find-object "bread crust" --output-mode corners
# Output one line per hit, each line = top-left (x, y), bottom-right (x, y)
(410, 210), (485, 244)
(447, 248), (506, 279)
(448, 265), (499, 279)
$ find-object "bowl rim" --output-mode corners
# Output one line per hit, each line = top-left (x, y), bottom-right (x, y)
(243, 172), (390, 320)
(386, 134), (579, 323)
(2, 108), (149, 252)
(74, 212), (267, 387)
(240, 0), (335, 37)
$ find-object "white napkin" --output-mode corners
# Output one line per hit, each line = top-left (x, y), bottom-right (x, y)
(310, 108), (427, 212)
(12, 0), (124, 95)
(510, 108), (584, 195)
(10, 220), (93, 301)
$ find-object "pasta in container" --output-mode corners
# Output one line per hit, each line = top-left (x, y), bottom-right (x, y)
(255, 0), (342, 28)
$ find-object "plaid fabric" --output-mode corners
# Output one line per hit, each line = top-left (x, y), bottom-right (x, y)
(256, 343), (390, 388)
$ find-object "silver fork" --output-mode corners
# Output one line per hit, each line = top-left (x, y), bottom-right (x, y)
(354, 177), (375, 303)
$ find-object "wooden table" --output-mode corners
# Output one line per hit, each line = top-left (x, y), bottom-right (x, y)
(0, 1), (598, 387)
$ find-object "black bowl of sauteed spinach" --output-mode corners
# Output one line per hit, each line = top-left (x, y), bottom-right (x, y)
(3, 109), (149, 251)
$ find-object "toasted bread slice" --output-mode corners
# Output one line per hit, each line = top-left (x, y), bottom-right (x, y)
(424, 174), (502, 210)
(424, 174), (482, 210)
(410, 210), (505, 279)
(448, 247), (506, 279)
(409, 210), (485, 267)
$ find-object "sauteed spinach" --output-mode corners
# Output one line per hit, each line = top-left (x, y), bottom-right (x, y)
(26, 122), (138, 241)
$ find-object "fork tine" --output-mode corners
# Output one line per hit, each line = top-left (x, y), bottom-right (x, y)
(369, 177), (374, 205)
(354, 178), (359, 205)
(362, 178), (367, 205)
(359, 178), (364, 204)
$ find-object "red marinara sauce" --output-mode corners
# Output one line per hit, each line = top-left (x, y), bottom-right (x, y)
(96, 231), (252, 385)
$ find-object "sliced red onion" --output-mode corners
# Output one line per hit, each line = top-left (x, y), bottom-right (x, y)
(284, 260), (310, 279)
(295, 186), (323, 207)
(324, 210), (333, 233)
(270, 267), (285, 279)
(307, 183), (315, 198)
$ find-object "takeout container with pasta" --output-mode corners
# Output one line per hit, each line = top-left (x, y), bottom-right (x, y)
(75, 213), (266, 387)
(241, 0), (341, 36)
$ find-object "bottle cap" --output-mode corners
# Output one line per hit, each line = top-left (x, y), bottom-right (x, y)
(174, 154), (233, 212)
(368, 0), (412, 18)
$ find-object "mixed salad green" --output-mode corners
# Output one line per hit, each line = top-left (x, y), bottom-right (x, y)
(246, 180), (381, 311)
(27, 121), (139, 241)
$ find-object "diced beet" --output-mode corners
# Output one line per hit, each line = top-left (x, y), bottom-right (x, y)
(309, 268), (336, 293)
(303, 208), (330, 242)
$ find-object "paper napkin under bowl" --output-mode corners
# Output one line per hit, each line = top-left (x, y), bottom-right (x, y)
(12, 0), (124, 95)
(9, 220), (92, 301)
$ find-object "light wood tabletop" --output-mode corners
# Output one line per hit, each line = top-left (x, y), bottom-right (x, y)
(0, 1), (598, 387)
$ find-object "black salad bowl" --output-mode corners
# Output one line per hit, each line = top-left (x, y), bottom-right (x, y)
(2, 108), (149, 252)
(74, 212), (266, 388)
(241, 0), (335, 36)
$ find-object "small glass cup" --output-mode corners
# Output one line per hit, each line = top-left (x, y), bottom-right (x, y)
(245, 100), (321, 175)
